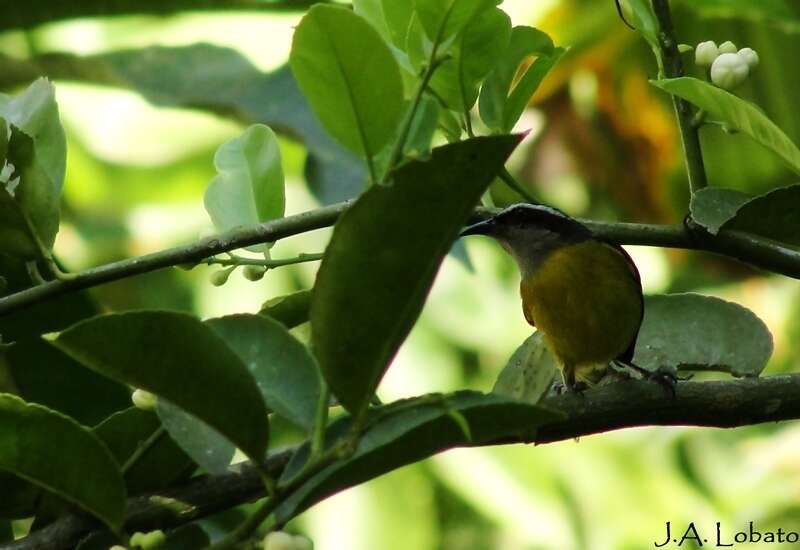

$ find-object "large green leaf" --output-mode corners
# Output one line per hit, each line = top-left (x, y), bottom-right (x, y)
(0, 394), (125, 530)
(492, 331), (558, 404)
(156, 399), (235, 475)
(93, 407), (193, 495)
(633, 294), (773, 377)
(479, 26), (564, 133)
(260, 289), (313, 329)
(652, 77), (800, 174)
(16, 46), (367, 205)
(204, 124), (285, 252)
(290, 5), (405, 162)
(413, 0), (497, 43)
(4, 337), (131, 426)
(691, 184), (800, 246)
(684, 0), (800, 31)
(354, 0), (416, 48)
(275, 391), (562, 522)
(311, 135), (521, 414)
(689, 187), (752, 234)
(427, 7), (511, 112)
(0, 79), (66, 252)
(54, 311), (270, 462)
(206, 314), (321, 433)
(0, 128), (50, 259)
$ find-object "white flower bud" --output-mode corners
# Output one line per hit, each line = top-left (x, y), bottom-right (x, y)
(718, 40), (737, 54)
(131, 389), (157, 411)
(243, 265), (267, 281)
(710, 52), (749, 90)
(263, 532), (295, 550)
(695, 41), (719, 67)
(737, 47), (759, 69)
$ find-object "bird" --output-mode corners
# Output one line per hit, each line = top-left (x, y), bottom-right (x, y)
(460, 203), (646, 392)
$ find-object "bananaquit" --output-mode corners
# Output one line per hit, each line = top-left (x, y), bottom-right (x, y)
(460, 204), (644, 391)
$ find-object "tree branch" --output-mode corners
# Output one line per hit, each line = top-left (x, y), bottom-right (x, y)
(651, 0), (709, 192)
(3, 202), (800, 318)
(6, 375), (800, 550)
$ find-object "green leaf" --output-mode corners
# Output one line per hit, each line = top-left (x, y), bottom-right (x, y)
(0, 254), (99, 341)
(275, 391), (562, 522)
(156, 399), (235, 475)
(0, 394), (125, 530)
(0, 79), (66, 253)
(479, 26), (563, 133)
(427, 7), (512, 112)
(204, 124), (284, 252)
(413, 0), (497, 43)
(684, 0), (800, 31)
(260, 289), (313, 329)
(26, 46), (367, 205)
(206, 314), (321, 433)
(689, 187), (752, 234)
(354, 0), (415, 48)
(290, 5), (405, 162)
(402, 94), (441, 158)
(4, 337), (131, 426)
(720, 184), (800, 247)
(691, 185), (800, 245)
(652, 77), (800, 174)
(0, 471), (39, 519)
(93, 408), (193, 494)
(492, 331), (558, 404)
(312, 135), (521, 414)
(54, 311), (270, 462)
(621, 0), (660, 52)
(633, 294), (773, 377)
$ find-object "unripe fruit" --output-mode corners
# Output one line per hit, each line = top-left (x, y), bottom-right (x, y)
(710, 52), (749, 90)
(737, 47), (759, 69)
(263, 532), (295, 550)
(130, 530), (166, 549)
(210, 268), (233, 287)
(132, 389), (158, 411)
(718, 40), (737, 54)
(243, 265), (267, 281)
(694, 41), (719, 67)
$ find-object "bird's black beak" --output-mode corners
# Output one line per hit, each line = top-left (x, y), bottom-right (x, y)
(459, 217), (497, 238)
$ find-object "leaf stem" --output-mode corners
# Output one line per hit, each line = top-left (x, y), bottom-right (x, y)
(121, 426), (167, 475)
(382, 55), (448, 182)
(650, 0), (708, 193)
(208, 252), (324, 270)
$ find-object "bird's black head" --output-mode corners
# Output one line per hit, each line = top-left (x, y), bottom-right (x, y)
(460, 204), (591, 241)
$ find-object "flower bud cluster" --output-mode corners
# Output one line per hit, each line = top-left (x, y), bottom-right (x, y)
(694, 41), (759, 90)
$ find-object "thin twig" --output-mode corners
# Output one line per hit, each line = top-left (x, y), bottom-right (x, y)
(4, 201), (800, 317)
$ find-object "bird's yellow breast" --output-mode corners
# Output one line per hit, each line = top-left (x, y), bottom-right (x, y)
(520, 241), (642, 375)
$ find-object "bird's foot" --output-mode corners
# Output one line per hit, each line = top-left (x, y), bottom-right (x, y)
(611, 360), (679, 397)
(552, 379), (589, 396)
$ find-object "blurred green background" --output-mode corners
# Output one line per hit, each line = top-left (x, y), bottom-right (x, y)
(3, 1), (800, 548)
